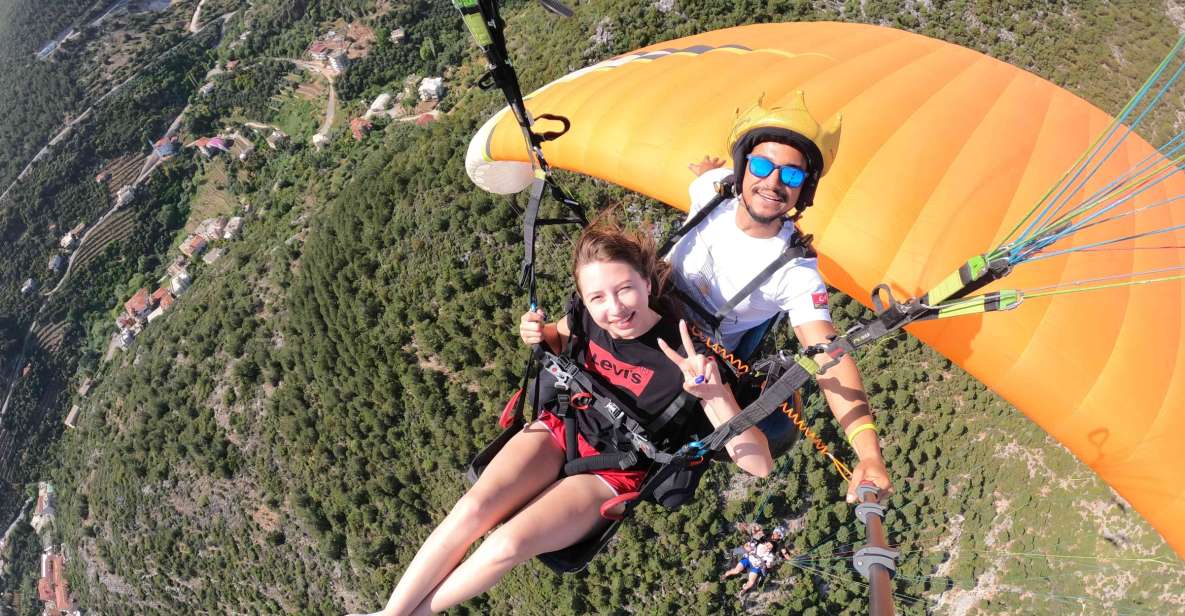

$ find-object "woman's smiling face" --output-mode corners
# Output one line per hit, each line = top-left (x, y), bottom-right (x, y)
(577, 260), (659, 339)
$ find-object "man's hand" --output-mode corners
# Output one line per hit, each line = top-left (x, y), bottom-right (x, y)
(846, 457), (892, 503)
(688, 155), (726, 176)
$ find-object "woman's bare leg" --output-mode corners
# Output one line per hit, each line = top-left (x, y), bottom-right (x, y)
(721, 562), (745, 579)
(362, 421), (565, 616)
(409, 474), (617, 615)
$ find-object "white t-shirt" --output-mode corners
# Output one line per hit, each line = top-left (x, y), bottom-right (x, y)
(668, 167), (832, 350)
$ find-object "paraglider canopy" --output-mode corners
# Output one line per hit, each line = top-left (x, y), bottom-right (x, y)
(466, 21), (1185, 560)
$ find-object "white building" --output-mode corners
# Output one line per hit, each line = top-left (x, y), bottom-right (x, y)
(116, 185), (135, 208)
(224, 216), (244, 240)
(369, 93), (392, 114)
(329, 51), (349, 74)
(31, 483), (56, 534)
(171, 271), (192, 295)
(203, 247), (226, 264)
(418, 77), (445, 101)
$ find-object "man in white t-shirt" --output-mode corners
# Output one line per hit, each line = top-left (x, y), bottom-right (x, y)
(668, 92), (891, 502)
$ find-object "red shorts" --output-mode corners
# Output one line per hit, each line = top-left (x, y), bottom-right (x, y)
(537, 411), (647, 495)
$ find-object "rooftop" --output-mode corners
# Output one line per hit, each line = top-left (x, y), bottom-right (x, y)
(124, 288), (151, 315)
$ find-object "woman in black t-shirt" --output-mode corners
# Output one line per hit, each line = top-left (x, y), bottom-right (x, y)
(354, 220), (773, 616)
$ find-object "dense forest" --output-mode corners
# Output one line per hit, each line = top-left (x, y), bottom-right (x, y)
(2, 0), (1185, 615)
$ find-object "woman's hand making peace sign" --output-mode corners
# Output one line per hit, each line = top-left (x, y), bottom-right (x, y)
(657, 320), (728, 401)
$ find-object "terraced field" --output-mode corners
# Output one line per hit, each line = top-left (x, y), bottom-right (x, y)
(31, 321), (69, 354)
(101, 153), (146, 199)
(0, 431), (15, 483)
(184, 159), (237, 233)
(70, 208), (136, 274)
(295, 80), (325, 101)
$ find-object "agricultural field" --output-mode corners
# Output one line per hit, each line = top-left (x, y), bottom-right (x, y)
(98, 153), (145, 200)
(68, 209), (136, 275)
(31, 320), (69, 354)
(78, 0), (196, 96)
(270, 88), (322, 140)
(295, 79), (326, 102)
(183, 158), (238, 235)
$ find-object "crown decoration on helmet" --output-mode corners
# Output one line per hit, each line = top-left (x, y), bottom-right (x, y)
(726, 91), (843, 214)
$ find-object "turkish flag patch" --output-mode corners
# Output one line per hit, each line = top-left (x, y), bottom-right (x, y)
(811, 291), (829, 309)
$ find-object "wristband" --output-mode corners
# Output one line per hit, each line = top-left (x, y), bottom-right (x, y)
(846, 422), (877, 446)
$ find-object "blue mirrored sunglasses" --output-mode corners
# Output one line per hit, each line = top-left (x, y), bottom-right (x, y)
(746, 155), (807, 189)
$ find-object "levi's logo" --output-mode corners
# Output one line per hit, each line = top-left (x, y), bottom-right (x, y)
(585, 339), (654, 397)
(812, 291), (829, 309)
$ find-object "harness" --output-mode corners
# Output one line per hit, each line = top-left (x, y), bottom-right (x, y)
(539, 297), (706, 492)
(659, 177), (817, 339)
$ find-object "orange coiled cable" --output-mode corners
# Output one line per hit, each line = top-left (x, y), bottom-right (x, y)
(689, 325), (852, 480)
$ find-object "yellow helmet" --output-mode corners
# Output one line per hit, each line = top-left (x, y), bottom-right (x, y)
(727, 91), (842, 213)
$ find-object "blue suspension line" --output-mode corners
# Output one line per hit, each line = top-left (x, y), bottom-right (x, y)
(1013, 34), (1185, 246)
(1033, 53), (1185, 232)
(1021, 220), (1185, 263)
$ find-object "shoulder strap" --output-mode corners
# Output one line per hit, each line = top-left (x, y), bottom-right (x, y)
(658, 176), (736, 258)
(563, 293), (587, 356)
(712, 231), (814, 321)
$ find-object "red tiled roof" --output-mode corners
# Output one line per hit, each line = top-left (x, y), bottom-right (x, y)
(154, 288), (175, 310)
(125, 288), (150, 315)
(51, 554), (71, 611)
(180, 235), (208, 257)
(37, 553), (72, 611)
(415, 113), (436, 126)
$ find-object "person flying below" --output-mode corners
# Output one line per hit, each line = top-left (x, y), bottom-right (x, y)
(667, 92), (892, 502)
(721, 537), (776, 598)
(349, 219), (773, 616)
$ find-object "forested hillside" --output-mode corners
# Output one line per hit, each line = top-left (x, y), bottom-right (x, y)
(2, 1), (1185, 615)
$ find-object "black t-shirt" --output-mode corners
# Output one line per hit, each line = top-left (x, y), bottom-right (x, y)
(567, 303), (714, 452)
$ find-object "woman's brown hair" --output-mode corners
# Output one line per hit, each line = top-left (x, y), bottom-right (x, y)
(571, 215), (677, 314)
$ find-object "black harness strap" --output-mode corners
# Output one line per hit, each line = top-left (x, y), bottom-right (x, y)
(699, 359), (815, 452)
(658, 179), (735, 258)
(712, 239), (812, 322)
(564, 452), (639, 474)
(520, 178), (547, 308)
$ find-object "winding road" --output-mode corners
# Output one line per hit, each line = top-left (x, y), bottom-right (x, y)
(0, 10), (235, 206)
(0, 12), (235, 419)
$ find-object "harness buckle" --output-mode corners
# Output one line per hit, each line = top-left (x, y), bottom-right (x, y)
(604, 401), (624, 424)
(544, 355), (575, 390)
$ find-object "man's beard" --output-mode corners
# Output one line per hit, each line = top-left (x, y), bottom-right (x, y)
(742, 195), (788, 225)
